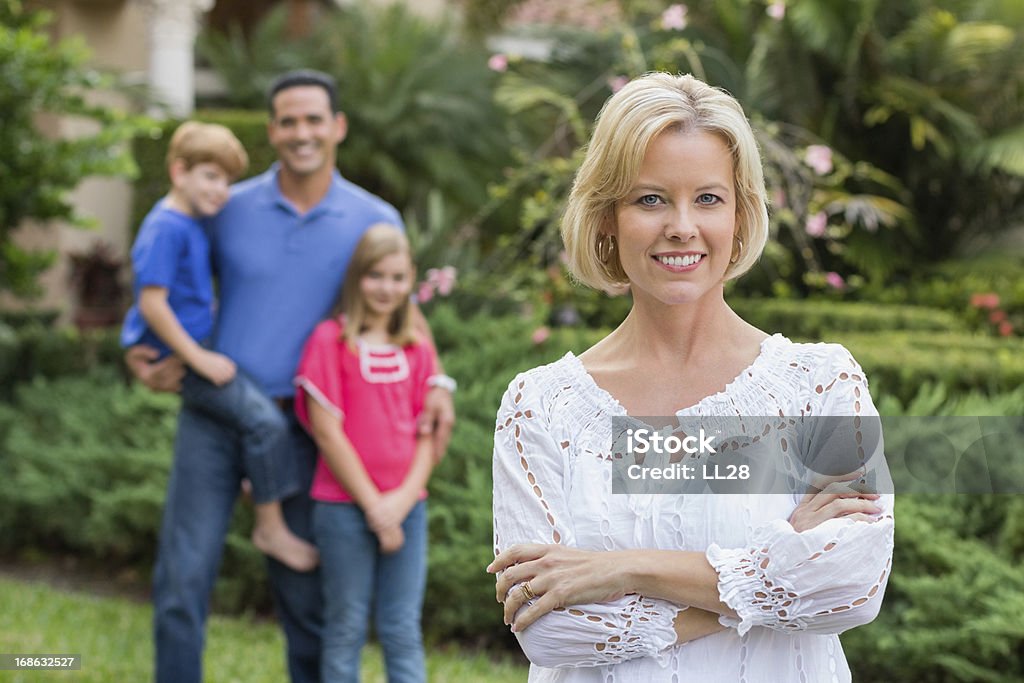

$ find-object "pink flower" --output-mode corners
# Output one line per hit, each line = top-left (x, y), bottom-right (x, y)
(531, 326), (551, 345)
(766, 1), (786, 20)
(999, 320), (1014, 337)
(989, 310), (1008, 324)
(804, 145), (833, 175)
(661, 4), (688, 30)
(416, 281), (435, 304)
(771, 188), (788, 209)
(426, 266), (457, 296)
(970, 292), (1000, 309)
(607, 75), (629, 93)
(805, 212), (827, 237)
(825, 272), (845, 290)
(488, 53), (508, 72)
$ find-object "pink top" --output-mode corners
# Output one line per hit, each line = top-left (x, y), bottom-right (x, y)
(294, 317), (438, 503)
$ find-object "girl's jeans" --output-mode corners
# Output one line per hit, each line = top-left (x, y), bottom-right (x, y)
(314, 499), (427, 683)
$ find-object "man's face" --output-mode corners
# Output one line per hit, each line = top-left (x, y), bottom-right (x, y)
(267, 85), (347, 178)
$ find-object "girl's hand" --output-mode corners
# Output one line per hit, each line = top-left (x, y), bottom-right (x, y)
(367, 491), (410, 532)
(789, 476), (883, 532)
(377, 525), (405, 554)
(486, 544), (627, 631)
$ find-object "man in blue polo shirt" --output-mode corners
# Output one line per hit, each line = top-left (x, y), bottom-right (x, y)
(127, 70), (456, 683)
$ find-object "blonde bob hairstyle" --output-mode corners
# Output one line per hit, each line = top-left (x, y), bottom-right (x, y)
(331, 223), (419, 347)
(562, 72), (769, 290)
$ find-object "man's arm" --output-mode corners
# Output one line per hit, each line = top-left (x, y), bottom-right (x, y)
(409, 303), (455, 461)
(138, 286), (235, 386)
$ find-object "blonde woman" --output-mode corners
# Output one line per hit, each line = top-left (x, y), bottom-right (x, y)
(488, 73), (894, 682)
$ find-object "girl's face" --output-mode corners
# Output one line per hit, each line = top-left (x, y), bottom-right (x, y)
(611, 128), (736, 307)
(359, 251), (413, 320)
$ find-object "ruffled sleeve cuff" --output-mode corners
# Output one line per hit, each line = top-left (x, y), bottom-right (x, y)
(706, 544), (765, 636)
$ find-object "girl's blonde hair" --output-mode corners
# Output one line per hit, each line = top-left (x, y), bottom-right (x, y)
(333, 223), (418, 347)
(562, 72), (770, 290)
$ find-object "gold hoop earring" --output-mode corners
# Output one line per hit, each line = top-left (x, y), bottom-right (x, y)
(597, 234), (616, 264)
(730, 235), (743, 264)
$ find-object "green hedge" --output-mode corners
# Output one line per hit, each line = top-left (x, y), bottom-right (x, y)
(731, 298), (966, 337)
(831, 331), (1024, 404)
(0, 323), (123, 399)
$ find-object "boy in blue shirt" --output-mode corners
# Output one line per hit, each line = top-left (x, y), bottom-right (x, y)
(121, 121), (318, 572)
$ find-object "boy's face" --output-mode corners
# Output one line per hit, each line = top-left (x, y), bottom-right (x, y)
(170, 161), (232, 217)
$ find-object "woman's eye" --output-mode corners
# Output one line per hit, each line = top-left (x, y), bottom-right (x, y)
(697, 193), (720, 205)
(638, 194), (661, 207)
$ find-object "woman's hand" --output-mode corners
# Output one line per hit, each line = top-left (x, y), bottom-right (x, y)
(789, 476), (883, 532)
(487, 544), (628, 632)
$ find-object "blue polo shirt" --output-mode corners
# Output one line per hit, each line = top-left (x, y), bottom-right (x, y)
(120, 203), (214, 356)
(210, 165), (403, 397)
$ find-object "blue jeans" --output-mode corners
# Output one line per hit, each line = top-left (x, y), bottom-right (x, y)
(153, 406), (323, 683)
(181, 370), (298, 503)
(314, 500), (427, 683)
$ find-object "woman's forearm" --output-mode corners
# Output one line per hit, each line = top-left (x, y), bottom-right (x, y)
(622, 549), (737, 619)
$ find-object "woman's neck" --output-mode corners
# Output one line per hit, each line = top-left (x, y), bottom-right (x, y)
(618, 289), (737, 363)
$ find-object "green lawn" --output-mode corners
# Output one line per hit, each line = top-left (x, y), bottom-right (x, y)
(0, 576), (527, 682)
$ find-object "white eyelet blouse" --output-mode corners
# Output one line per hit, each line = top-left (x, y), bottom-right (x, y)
(492, 334), (895, 683)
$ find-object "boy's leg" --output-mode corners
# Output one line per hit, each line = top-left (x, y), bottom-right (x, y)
(266, 418), (324, 683)
(375, 500), (428, 683)
(153, 408), (243, 683)
(181, 371), (299, 502)
(313, 500), (377, 683)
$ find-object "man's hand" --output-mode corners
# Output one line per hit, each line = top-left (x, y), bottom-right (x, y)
(418, 386), (455, 463)
(125, 345), (186, 393)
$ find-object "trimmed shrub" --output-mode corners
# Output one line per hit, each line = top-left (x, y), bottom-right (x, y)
(0, 323), (122, 399)
(731, 298), (966, 337)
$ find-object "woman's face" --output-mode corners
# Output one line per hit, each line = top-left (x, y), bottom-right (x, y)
(611, 128), (737, 307)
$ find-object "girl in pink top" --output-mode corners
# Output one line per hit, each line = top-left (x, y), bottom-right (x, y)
(294, 224), (438, 683)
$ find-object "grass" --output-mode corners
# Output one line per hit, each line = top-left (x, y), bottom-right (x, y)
(0, 576), (527, 682)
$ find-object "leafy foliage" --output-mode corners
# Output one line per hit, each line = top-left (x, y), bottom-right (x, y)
(196, 2), (513, 266)
(0, 0), (146, 298)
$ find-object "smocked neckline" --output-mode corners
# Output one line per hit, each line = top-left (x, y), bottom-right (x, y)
(562, 333), (789, 417)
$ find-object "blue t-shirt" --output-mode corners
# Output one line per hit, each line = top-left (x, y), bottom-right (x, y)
(210, 165), (403, 397)
(120, 202), (214, 356)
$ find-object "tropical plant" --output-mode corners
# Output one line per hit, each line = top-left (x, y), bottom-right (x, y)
(198, 3), (515, 251)
(0, 0), (145, 298)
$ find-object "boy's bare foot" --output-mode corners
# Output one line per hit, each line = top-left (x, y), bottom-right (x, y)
(252, 526), (320, 572)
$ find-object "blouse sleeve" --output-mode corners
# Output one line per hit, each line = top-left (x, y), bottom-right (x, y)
(706, 345), (895, 637)
(492, 372), (679, 669)
(294, 320), (345, 430)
